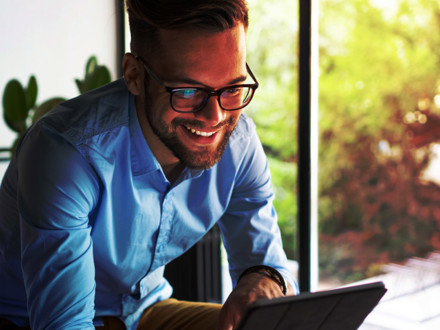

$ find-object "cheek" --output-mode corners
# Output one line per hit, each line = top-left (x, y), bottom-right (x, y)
(162, 110), (179, 129)
(228, 111), (242, 127)
(148, 91), (176, 125)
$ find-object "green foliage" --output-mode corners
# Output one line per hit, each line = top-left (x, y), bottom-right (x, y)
(75, 56), (112, 95)
(247, 0), (299, 161)
(2, 76), (37, 135)
(246, 0), (299, 260)
(268, 156), (298, 259)
(318, 0), (440, 282)
(249, 0), (440, 283)
(1, 56), (111, 156)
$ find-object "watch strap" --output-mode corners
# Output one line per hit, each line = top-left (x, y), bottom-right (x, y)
(237, 265), (287, 295)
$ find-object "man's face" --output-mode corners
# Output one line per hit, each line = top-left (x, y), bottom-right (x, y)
(141, 24), (247, 170)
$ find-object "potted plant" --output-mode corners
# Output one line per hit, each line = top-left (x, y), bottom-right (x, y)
(2, 55), (111, 157)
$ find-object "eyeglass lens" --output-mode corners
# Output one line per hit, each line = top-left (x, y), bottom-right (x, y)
(171, 86), (253, 112)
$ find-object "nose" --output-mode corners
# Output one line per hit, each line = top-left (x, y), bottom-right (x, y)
(195, 96), (226, 126)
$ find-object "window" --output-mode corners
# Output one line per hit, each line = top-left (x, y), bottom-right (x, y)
(0, 0), (119, 176)
(317, 0), (440, 327)
(220, 0), (300, 300)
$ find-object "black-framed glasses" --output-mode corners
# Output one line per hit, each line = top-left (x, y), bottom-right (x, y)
(134, 54), (259, 113)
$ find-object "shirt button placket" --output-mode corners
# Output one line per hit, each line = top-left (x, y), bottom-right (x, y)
(152, 191), (174, 268)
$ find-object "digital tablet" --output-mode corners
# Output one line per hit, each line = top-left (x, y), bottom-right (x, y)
(236, 281), (387, 330)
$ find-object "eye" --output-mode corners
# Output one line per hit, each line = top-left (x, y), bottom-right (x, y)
(222, 87), (242, 98)
(173, 88), (198, 99)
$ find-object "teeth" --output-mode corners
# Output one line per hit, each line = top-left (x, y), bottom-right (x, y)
(186, 126), (215, 137)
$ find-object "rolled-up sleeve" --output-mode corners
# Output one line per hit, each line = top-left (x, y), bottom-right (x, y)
(17, 124), (100, 329)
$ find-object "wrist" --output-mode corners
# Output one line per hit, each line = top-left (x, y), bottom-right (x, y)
(237, 265), (287, 296)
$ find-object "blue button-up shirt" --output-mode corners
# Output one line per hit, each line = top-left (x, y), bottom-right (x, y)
(0, 79), (295, 329)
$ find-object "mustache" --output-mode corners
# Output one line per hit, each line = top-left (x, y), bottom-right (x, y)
(171, 117), (234, 130)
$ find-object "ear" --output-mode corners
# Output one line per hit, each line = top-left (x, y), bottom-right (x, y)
(123, 53), (143, 95)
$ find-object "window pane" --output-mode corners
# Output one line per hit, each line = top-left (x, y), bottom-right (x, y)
(222, 0), (299, 300)
(318, 0), (440, 328)
(247, 0), (299, 278)
(0, 0), (118, 157)
(247, 0), (299, 261)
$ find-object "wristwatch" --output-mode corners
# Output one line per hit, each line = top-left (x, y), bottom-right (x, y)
(237, 265), (287, 295)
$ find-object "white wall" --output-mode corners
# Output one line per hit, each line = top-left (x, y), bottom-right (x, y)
(0, 0), (120, 150)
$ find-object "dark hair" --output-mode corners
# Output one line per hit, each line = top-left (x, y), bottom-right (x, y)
(126, 0), (249, 55)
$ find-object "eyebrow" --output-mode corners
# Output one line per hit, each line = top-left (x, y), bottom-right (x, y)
(165, 74), (248, 88)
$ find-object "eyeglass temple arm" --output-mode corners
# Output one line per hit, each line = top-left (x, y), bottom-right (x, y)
(132, 53), (168, 88)
(246, 63), (259, 88)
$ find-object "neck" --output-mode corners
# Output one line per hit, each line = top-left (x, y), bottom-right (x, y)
(162, 162), (185, 184)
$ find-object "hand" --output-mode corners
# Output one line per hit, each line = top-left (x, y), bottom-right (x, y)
(216, 272), (289, 330)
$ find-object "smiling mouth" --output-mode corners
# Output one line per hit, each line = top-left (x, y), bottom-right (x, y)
(185, 126), (216, 137)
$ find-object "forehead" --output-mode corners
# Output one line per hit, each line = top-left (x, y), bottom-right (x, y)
(152, 24), (247, 86)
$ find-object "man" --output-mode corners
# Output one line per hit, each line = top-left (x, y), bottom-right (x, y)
(0, 0), (297, 329)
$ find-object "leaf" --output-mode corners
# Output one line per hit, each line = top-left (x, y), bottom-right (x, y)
(26, 75), (38, 109)
(4, 118), (26, 135)
(76, 56), (111, 94)
(32, 97), (66, 123)
(85, 56), (98, 76)
(2, 79), (29, 133)
(82, 66), (111, 94)
(75, 78), (85, 95)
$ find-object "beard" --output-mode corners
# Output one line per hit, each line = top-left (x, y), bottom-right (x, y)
(144, 85), (239, 170)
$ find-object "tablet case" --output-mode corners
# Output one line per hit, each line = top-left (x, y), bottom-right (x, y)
(236, 281), (387, 330)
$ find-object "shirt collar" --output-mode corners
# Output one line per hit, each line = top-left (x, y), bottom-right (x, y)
(128, 93), (162, 176)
